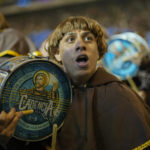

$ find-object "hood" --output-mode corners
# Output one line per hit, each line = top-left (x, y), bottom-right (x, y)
(87, 67), (121, 87)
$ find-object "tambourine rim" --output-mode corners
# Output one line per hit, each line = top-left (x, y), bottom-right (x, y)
(108, 32), (150, 53)
(108, 38), (138, 51)
(13, 122), (64, 142)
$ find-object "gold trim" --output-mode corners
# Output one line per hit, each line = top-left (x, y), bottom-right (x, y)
(33, 70), (50, 87)
(0, 50), (21, 57)
(132, 139), (150, 150)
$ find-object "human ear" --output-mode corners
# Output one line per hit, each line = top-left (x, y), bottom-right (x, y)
(54, 50), (62, 62)
(97, 50), (100, 61)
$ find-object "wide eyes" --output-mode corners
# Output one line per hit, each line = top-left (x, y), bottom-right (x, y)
(65, 35), (93, 43)
(84, 36), (93, 42)
(66, 36), (75, 43)
(63, 32), (95, 44)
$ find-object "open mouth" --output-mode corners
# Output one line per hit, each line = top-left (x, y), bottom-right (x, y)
(76, 54), (89, 67)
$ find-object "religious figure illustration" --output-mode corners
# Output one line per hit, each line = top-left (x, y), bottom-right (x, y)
(19, 70), (59, 120)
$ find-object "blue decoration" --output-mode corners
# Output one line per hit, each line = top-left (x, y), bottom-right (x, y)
(102, 32), (150, 80)
(103, 39), (139, 79)
(0, 56), (72, 141)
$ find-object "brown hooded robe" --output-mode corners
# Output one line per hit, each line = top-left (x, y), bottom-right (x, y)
(56, 67), (150, 150)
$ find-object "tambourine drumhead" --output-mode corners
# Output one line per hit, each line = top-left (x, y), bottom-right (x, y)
(103, 39), (139, 80)
(0, 56), (72, 141)
(102, 32), (150, 80)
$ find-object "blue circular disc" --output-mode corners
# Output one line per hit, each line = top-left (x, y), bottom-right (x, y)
(103, 39), (139, 80)
(0, 56), (72, 141)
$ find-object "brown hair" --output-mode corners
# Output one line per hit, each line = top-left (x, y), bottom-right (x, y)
(0, 13), (9, 30)
(44, 16), (107, 63)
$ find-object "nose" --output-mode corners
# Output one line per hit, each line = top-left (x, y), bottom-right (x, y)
(75, 39), (86, 51)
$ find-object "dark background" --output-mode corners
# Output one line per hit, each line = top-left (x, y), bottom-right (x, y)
(1, 0), (150, 48)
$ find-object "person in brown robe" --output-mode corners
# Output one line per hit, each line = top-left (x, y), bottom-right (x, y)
(42, 16), (150, 150)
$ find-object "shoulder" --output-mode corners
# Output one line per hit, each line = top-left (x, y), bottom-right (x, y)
(100, 81), (142, 105)
(95, 81), (150, 116)
(88, 67), (120, 86)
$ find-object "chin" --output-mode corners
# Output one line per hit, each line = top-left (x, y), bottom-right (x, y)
(72, 69), (94, 82)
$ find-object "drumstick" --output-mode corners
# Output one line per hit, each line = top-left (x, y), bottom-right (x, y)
(126, 75), (139, 93)
(15, 109), (34, 115)
(51, 124), (58, 150)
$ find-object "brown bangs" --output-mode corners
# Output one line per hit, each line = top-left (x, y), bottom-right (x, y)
(45, 16), (107, 62)
(60, 17), (102, 39)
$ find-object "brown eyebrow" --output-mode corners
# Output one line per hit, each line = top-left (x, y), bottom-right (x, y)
(65, 32), (76, 36)
(82, 32), (94, 37)
(64, 31), (93, 37)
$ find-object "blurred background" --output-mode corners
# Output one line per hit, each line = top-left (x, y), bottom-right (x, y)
(1, 0), (150, 105)
(0, 0), (150, 49)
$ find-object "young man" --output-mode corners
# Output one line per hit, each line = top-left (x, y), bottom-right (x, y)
(43, 16), (150, 150)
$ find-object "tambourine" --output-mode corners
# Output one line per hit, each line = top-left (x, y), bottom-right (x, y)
(102, 32), (150, 80)
(0, 56), (72, 141)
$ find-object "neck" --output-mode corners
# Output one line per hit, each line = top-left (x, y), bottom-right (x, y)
(69, 72), (93, 86)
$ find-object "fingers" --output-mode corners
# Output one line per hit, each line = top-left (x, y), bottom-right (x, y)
(0, 108), (23, 144)
(7, 108), (16, 124)
(0, 108), (14, 131)
(2, 114), (20, 137)
(6, 110), (23, 133)
(0, 108), (16, 128)
(0, 111), (7, 125)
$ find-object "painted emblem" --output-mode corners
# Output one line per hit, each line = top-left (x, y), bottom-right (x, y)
(102, 32), (150, 80)
(103, 39), (139, 79)
(0, 56), (72, 141)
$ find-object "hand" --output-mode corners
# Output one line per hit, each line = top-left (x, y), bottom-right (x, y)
(0, 108), (23, 145)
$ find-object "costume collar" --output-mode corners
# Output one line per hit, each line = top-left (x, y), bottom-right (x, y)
(72, 67), (120, 89)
